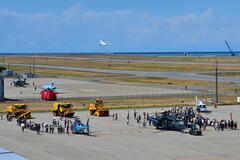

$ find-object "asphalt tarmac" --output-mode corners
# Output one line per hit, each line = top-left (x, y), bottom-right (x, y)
(6, 63), (240, 83)
(5, 78), (191, 100)
(0, 105), (239, 160)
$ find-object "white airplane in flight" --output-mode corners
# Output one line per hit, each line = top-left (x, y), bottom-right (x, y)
(98, 40), (110, 47)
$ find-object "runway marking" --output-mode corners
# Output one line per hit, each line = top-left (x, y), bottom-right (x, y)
(81, 89), (98, 92)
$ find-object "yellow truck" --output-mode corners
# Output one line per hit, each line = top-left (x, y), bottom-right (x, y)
(88, 99), (109, 117)
(6, 104), (31, 120)
(52, 102), (75, 117)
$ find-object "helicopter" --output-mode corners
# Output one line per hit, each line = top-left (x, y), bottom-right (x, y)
(72, 117), (90, 135)
(195, 97), (211, 113)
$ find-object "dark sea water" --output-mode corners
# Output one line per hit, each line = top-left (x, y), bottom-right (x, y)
(0, 51), (239, 57)
(114, 52), (240, 57)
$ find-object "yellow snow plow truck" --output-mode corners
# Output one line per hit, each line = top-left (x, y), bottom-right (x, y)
(52, 102), (75, 117)
(6, 104), (31, 121)
(88, 98), (109, 117)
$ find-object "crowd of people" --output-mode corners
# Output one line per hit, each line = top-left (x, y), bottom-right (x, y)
(1, 106), (239, 136)
(17, 117), (74, 135)
(150, 106), (238, 131)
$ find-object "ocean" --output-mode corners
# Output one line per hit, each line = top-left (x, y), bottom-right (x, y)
(0, 51), (239, 57)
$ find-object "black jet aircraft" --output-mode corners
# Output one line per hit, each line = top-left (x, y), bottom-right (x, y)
(149, 112), (202, 136)
(12, 78), (29, 87)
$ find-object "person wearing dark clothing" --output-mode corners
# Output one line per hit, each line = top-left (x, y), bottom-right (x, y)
(134, 109), (137, 119)
(224, 120), (228, 129)
(45, 124), (49, 133)
(64, 119), (67, 128)
(52, 125), (55, 134)
(149, 119), (152, 126)
(231, 120), (234, 130)
(228, 120), (231, 129)
(127, 111), (130, 125)
(37, 124), (40, 135)
(220, 120), (225, 131)
(66, 120), (69, 134)
(234, 121), (237, 130)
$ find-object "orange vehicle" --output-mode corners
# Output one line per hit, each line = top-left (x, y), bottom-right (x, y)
(88, 99), (109, 117)
(6, 104), (31, 120)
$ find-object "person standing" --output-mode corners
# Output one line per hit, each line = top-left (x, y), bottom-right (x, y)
(21, 123), (25, 132)
(0, 113), (3, 120)
(127, 111), (130, 125)
(64, 119), (67, 128)
(66, 120), (69, 134)
(134, 109), (137, 120)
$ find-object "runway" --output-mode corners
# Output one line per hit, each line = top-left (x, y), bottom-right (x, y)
(6, 63), (240, 83)
(96, 59), (240, 67)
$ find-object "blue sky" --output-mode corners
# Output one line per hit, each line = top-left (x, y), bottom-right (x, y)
(0, 0), (240, 53)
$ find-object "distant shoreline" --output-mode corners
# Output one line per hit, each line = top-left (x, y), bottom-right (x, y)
(0, 51), (239, 57)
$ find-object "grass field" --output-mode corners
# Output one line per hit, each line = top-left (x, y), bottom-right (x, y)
(107, 77), (240, 94)
(0, 96), (237, 112)
(9, 66), (128, 78)
(3, 56), (240, 72)
(22, 54), (240, 64)
(107, 77), (228, 86)
(205, 72), (240, 78)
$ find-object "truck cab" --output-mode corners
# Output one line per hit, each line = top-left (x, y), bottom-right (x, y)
(41, 90), (57, 101)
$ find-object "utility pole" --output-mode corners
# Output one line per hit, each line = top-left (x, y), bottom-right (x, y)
(2, 56), (5, 68)
(29, 63), (31, 74)
(215, 61), (219, 105)
(32, 56), (35, 75)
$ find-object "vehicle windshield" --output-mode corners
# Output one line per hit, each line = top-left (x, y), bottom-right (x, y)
(15, 105), (28, 109)
(62, 104), (72, 108)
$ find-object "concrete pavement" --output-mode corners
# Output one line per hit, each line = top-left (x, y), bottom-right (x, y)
(0, 105), (239, 160)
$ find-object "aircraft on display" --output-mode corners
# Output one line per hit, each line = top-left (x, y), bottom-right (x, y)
(72, 118), (90, 135)
(98, 40), (110, 47)
(195, 97), (211, 113)
(12, 78), (29, 87)
(149, 113), (202, 136)
(41, 81), (56, 91)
